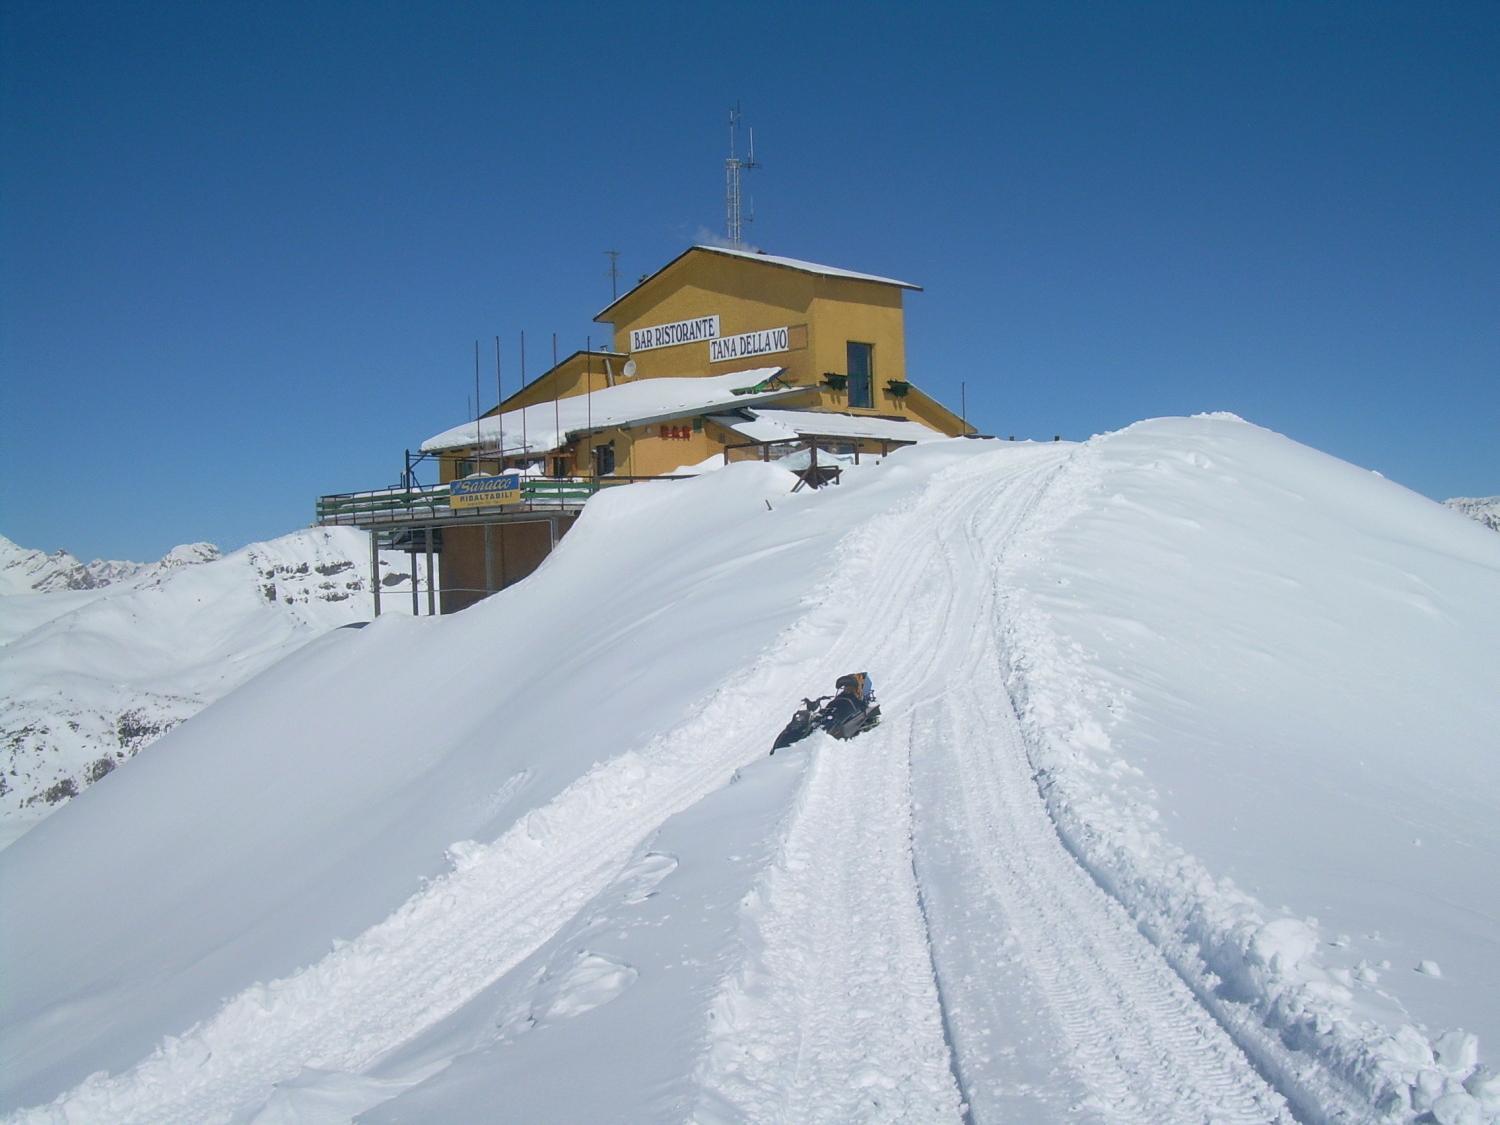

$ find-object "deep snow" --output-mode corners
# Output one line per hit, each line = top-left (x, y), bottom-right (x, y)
(1, 417), (1496, 1124)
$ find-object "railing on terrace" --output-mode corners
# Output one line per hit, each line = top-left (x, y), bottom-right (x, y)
(315, 476), (685, 527)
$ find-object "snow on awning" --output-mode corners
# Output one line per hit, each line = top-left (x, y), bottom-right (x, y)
(742, 409), (946, 445)
(706, 413), (800, 443)
(420, 368), (801, 455)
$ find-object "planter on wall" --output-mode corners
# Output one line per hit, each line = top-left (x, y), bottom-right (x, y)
(885, 380), (910, 398)
(822, 373), (848, 392)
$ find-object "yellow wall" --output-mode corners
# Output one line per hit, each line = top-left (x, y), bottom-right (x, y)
(490, 351), (622, 414)
(599, 250), (917, 416)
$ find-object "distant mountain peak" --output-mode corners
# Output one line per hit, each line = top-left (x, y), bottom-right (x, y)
(0, 535), (220, 595)
(1445, 496), (1500, 533)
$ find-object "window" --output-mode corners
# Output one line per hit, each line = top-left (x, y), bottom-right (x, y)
(593, 442), (616, 476)
(847, 342), (873, 409)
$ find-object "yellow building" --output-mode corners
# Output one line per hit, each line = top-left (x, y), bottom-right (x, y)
(318, 245), (973, 613)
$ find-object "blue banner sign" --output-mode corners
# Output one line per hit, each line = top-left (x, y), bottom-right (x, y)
(449, 473), (522, 509)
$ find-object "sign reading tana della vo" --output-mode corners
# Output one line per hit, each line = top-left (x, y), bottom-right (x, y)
(449, 473), (522, 509)
(630, 315), (720, 353)
(710, 326), (790, 363)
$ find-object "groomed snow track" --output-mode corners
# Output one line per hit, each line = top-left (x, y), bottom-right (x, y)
(696, 446), (1294, 1123)
(18, 442), (1347, 1123)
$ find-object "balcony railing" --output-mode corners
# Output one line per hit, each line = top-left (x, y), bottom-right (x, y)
(315, 476), (684, 528)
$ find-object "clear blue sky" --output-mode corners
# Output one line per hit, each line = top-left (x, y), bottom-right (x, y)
(3, 1), (1496, 561)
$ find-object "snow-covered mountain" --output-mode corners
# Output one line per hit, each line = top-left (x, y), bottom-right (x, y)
(0, 534), (221, 595)
(1, 417), (1496, 1124)
(1446, 495), (1500, 533)
(0, 528), (426, 844)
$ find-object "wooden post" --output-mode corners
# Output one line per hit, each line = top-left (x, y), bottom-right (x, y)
(425, 532), (436, 615)
(370, 531), (382, 618)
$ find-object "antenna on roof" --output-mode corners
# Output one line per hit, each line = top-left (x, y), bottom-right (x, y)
(725, 103), (759, 249)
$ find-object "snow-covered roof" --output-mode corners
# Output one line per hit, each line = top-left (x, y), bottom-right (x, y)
(689, 246), (921, 291)
(715, 409), (946, 446)
(420, 369), (802, 455)
(706, 413), (797, 444)
(595, 246), (920, 321)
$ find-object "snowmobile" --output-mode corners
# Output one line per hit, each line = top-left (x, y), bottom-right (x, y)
(770, 672), (881, 753)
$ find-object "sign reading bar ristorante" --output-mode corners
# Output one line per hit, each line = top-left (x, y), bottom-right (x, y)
(630, 315), (720, 353)
(710, 326), (790, 363)
(449, 473), (522, 509)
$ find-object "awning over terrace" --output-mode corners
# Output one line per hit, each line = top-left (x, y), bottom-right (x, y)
(710, 409), (946, 445)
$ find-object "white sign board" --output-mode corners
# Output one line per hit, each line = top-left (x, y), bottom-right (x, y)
(630, 315), (720, 353)
(710, 326), (790, 364)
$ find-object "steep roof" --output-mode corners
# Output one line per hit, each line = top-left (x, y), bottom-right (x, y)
(594, 245), (922, 322)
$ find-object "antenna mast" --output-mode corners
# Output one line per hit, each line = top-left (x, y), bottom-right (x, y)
(725, 103), (759, 248)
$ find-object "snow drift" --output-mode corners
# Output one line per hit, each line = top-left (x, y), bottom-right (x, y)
(1, 417), (1495, 1124)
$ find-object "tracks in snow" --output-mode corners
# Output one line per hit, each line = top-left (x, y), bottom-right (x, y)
(699, 445), (1293, 1123)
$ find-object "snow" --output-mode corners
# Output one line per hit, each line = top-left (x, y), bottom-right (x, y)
(1, 417), (1497, 1123)
(706, 411), (799, 444)
(0, 534), (219, 596)
(688, 245), (921, 291)
(420, 368), (801, 454)
(0, 528), (426, 844)
(745, 408), (946, 444)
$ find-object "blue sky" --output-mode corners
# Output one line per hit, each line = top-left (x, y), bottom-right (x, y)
(2, 1), (1496, 561)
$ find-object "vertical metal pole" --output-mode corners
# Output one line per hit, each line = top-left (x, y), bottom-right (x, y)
(411, 547), (419, 616)
(549, 515), (558, 551)
(370, 531), (382, 618)
(483, 523), (494, 596)
(425, 532), (436, 616)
